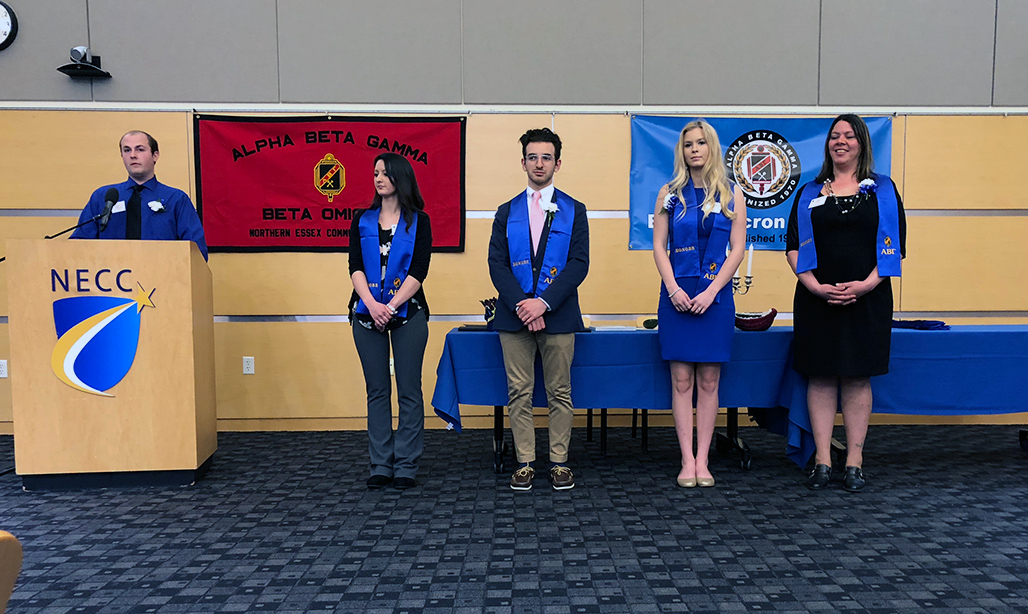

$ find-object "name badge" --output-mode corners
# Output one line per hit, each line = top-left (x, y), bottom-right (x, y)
(111, 201), (126, 214)
(808, 196), (827, 209)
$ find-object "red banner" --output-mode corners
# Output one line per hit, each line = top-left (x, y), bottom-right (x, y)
(195, 115), (465, 252)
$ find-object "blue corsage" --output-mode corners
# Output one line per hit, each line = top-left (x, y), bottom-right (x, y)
(858, 178), (877, 195)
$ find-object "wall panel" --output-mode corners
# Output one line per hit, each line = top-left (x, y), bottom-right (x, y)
(215, 320), (466, 427)
(0, 1), (1022, 107)
(553, 115), (630, 211)
(424, 219), (493, 316)
(0, 110), (192, 210)
(210, 253), (348, 316)
(0, 0), (91, 102)
(462, 0), (642, 104)
(88, 0), (279, 103)
(901, 216), (1028, 312)
(215, 321), (359, 421)
(643, 0), (820, 105)
(277, 0), (462, 104)
(904, 116), (1028, 210)
(994, 0), (1028, 106)
(3, 110), (1027, 433)
(820, 0), (995, 106)
(579, 219), (660, 314)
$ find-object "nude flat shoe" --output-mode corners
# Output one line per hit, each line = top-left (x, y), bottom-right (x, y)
(697, 477), (715, 487)
(677, 476), (697, 488)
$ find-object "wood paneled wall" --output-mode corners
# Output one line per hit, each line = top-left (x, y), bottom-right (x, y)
(2, 111), (1027, 432)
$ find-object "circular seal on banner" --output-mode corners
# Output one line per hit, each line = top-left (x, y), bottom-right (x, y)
(724, 131), (801, 209)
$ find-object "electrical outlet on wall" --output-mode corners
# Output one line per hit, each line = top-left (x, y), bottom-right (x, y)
(242, 356), (255, 375)
(0, 360), (7, 378)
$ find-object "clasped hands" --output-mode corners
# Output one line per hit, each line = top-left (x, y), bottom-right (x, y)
(366, 300), (397, 332)
(516, 297), (547, 332)
(668, 287), (715, 315)
(810, 280), (873, 306)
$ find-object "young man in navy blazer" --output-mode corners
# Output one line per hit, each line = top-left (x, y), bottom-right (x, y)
(487, 128), (590, 491)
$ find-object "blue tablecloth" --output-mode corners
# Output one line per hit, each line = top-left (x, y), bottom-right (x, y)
(431, 326), (1028, 467)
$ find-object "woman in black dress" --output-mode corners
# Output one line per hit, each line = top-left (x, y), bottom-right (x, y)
(785, 114), (905, 492)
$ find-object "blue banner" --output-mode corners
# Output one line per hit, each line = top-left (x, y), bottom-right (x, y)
(629, 116), (892, 251)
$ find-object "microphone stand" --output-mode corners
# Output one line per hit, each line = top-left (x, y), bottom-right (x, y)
(0, 211), (106, 264)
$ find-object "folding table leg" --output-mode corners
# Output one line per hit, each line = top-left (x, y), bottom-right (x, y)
(493, 405), (508, 474)
(714, 407), (752, 470)
(600, 408), (608, 455)
(830, 438), (846, 469)
(641, 408), (649, 452)
(587, 408), (594, 442)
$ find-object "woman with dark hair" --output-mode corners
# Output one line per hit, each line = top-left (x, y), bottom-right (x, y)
(785, 114), (906, 492)
(652, 120), (747, 488)
(349, 152), (433, 490)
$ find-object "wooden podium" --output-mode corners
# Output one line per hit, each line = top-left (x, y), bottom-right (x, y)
(5, 239), (216, 489)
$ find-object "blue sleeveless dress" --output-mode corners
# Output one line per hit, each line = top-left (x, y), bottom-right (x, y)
(657, 188), (735, 363)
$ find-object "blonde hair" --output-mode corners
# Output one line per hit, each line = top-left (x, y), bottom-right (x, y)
(666, 120), (735, 221)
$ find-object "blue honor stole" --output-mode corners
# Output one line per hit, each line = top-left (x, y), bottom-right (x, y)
(796, 173), (901, 277)
(355, 208), (418, 318)
(507, 188), (576, 296)
(667, 180), (735, 302)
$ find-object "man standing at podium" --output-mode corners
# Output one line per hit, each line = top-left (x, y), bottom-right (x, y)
(488, 128), (590, 491)
(71, 131), (208, 260)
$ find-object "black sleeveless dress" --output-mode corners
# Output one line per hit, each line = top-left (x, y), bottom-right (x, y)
(785, 182), (906, 377)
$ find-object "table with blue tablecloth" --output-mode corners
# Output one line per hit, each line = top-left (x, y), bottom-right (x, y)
(431, 326), (1028, 469)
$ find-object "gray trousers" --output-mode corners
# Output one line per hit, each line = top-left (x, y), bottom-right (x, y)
(351, 309), (428, 479)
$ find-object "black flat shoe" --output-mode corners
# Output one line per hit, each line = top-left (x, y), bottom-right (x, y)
(366, 475), (393, 489)
(394, 477), (417, 490)
(806, 464), (832, 490)
(843, 466), (865, 492)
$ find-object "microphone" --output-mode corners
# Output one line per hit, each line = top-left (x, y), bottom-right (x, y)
(99, 187), (119, 233)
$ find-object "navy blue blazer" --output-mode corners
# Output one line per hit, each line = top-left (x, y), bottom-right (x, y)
(487, 190), (589, 334)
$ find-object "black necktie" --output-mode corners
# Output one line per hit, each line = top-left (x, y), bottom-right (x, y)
(125, 185), (143, 240)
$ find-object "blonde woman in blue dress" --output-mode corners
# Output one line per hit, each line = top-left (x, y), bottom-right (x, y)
(652, 120), (747, 488)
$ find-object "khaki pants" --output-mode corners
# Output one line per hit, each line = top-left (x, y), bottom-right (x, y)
(498, 329), (575, 464)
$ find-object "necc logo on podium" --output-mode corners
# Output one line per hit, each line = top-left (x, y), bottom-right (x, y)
(49, 268), (156, 396)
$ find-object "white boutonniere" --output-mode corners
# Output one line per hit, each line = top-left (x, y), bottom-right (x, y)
(147, 200), (165, 213)
(540, 200), (558, 221)
(858, 178), (877, 195)
(662, 193), (674, 213)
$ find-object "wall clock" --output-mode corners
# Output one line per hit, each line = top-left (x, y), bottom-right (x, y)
(0, 1), (18, 52)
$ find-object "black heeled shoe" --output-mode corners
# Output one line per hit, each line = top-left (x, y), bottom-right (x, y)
(366, 475), (393, 489)
(843, 466), (865, 493)
(806, 464), (832, 490)
(394, 477), (417, 490)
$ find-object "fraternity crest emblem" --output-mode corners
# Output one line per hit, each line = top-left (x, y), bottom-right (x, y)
(314, 154), (345, 202)
(550, 266), (558, 277)
(724, 130), (801, 209)
(393, 278), (402, 288)
(709, 262), (717, 272)
(884, 236), (892, 247)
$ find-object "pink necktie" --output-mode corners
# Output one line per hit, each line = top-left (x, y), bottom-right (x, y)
(530, 191), (545, 255)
